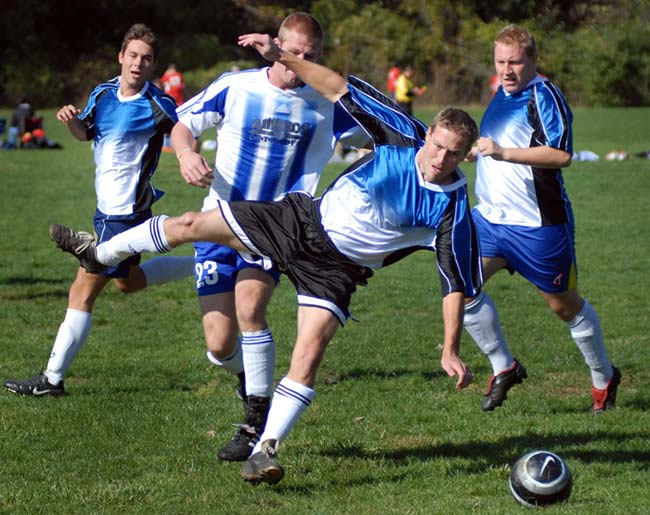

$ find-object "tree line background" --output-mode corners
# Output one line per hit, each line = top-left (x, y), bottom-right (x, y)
(2, 0), (649, 109)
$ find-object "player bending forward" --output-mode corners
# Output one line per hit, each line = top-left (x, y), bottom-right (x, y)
(49, 32), (482, 485)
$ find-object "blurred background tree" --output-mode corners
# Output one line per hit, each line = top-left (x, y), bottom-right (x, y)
(1, 0), (648, 108)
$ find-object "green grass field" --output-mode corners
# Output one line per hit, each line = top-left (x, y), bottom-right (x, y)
(1, 107), (649, 514)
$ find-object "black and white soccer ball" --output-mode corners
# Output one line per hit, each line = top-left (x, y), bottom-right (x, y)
(509, 450), (572, 507)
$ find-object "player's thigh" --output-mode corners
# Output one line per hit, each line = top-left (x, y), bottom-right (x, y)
(482, 256), (509, 281)
(172, 209), (242, 249)
(113, 265), (147, 293)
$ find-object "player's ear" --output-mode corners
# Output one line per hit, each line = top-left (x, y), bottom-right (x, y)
(118, 51), (124, 65)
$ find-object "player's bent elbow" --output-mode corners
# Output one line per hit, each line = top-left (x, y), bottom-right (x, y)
(560, 153), (572, 167)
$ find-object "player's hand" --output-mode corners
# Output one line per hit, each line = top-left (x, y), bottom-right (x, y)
(56, 105), (81, 123)
(441, 352), (474, 390)
(476, 137), (504, 161)
(238, 33), (282, 61)
(464, 145), (478, 163)
(178, 151), (213, 188)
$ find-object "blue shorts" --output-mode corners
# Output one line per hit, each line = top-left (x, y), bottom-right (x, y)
(193, 241), (280, 297)
(472, 209), (578, 293)
(94, 210), (148, 279)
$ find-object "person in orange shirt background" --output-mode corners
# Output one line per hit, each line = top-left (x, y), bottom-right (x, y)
(161, 63), (186, 106)
(161, 64), (190, 151)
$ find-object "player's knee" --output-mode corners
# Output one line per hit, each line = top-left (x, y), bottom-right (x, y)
(113, 279), (142, 294)
(170, 211), (201, 240)
(236, 302), (267, 329)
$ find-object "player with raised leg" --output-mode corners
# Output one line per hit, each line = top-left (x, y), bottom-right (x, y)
(48, 32), (482, 484)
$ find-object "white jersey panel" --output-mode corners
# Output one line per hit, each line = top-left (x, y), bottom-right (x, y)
(81, 79), (177, 217)
(178, 68), (356, 210)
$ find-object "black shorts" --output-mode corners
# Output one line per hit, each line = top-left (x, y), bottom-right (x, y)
(220, 192), (374, 325)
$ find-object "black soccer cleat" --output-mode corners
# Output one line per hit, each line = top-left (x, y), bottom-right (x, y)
(49, 224), (106, 274)
(218, 395), (271, 462)
(218, 423), (259, 461)
(482, 359), (527, 411)
(4, 372), (64, 397)
(591, 366), (621, 414)
(241, 439), (284, 486)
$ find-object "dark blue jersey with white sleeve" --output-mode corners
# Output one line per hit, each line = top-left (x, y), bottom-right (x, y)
(78, 77), (177, 218)
(320, 76), (482, 298)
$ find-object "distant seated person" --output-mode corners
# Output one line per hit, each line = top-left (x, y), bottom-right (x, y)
(6, 97), (42, 148)
(20, 127), (62, 149)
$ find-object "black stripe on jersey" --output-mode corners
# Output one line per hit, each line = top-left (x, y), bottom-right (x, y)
(527, 85), (570, 226)
(543, 81), (571, 152)
(435, 190), (480, 297)
(340, 76), (428, 147)
(82, 87), (111, 140)
(132, 91), (173, 214)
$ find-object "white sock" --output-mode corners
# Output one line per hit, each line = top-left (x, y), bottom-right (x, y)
(45, 309), (92, 384)
(206, 341), (244, 375)
(242, 329), (275, 397)
(96, 215), (171, 267)
(567, 300), (613, 389)
(464, 292), (514, 375)
(141, 255), (195, 286)
(252, 376), (315, 453)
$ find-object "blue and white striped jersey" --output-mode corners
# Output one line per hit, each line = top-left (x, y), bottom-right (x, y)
(177, 68), (365, 210)
(79, 77), (177, 218)
(320, 77), (482, 298)
(475, 74), (573, 227)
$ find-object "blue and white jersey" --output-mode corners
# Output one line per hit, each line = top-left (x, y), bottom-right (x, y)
(176, 68), (364, 210)
(320, 77), (482, 298)
(79, 77), (177, 218)
(475, 74), (573, 227)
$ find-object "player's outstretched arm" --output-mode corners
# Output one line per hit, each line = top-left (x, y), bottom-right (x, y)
(440, 291), (474, 390)
(238, 33), (349, 103)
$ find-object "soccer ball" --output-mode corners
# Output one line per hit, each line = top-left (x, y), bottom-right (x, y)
(509, 450), (572, 507)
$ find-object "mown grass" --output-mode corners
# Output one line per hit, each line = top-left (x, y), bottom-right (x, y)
(0, 107), (649, 514)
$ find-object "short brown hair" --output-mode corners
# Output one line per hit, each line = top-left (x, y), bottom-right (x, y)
(431, 107), (478, 151)
(121, 23), (160, 61)
(278, 12), (324, 51)
(494, 25), (537, 61)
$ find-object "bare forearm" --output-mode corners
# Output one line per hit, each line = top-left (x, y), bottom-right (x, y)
(441, 292), (464, 356)
(170, 122), (195, 157)
(238, 33), (349, 103)
(276, 51), (348, 103)
(499, 145), (572, 168)
(477, 137), (571, 168)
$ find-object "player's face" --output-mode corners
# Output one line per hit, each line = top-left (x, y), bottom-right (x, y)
(494, 43), (537, 94)
(118, 39), (156, 96)
(272, 29), (321, 89)
(417, 125), (469, 185)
